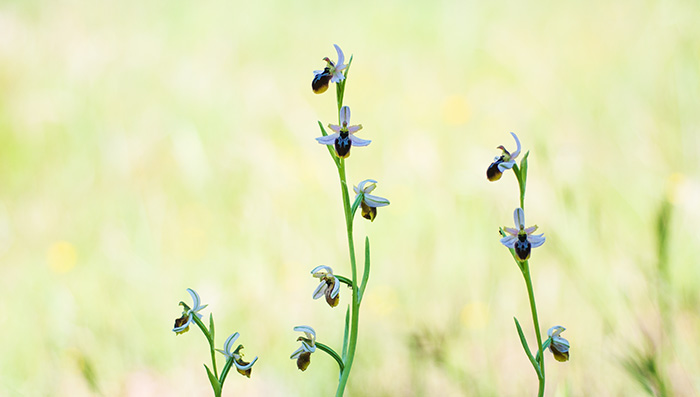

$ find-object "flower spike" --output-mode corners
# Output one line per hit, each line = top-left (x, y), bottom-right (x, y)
(547, 326), (570, 362)
(216, 332), (259, 378)
(500, 208), (545, 261)
(487, 132), (522, 181)
(312, 44), (347, 94)
(172, 288), (208, 335)
(291, 326), (317, 371)
(311, 265), (341, 307)
(353, 179), (390, 221)
(316, 106), (370, 158)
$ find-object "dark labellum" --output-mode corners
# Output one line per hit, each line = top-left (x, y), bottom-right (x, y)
(514, 233), (531, 261)
(312, 68), (332, 94)
(487, 157), (505, 181)
(297, 351), (311, 371)
(325, 278), (339, 307)
(335, 131), (351, 158)
(361, 201), (377, 222)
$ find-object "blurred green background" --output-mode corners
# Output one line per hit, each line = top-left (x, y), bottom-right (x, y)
(1, 0), (699, 395)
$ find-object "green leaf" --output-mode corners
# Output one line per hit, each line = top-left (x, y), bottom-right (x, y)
(204, 364), (222, 396)
(359, 237), (370, 302)
(519, 151), (529, 209)
(514, 317), (542, 378)
(342, 305), (350, 361)
(317, 121), (340, 168)
(209, 313), (215, 341)
(351, 194), (363, 219)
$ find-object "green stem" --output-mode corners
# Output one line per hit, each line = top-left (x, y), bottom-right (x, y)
(316, 342), (346, 372)
(219, 358), (234, 388)
(192, 314), (219, 379)
(335, 158), (359, 397)
(521, 261), (545, 396)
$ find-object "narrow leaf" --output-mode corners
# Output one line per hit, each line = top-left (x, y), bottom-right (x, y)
(204, 364), (222, 396)
(317, 121), (340, 168)
(514, 317), (542, 378)
(359, 237), (371, 301)
(342, 305), (350, 361)
(209, 313), (215, 341)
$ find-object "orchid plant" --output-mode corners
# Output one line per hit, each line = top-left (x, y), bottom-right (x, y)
(293, 44), (390, 397)
(172, 288), (258, 397)
(487, 133), (570, 396)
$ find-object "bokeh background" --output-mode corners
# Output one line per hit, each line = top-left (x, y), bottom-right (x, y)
(1, 0), (699, 395)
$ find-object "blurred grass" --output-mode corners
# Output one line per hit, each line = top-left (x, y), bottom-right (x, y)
(1, 0), (699, 395)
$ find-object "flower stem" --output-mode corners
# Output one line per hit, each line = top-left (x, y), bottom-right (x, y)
(335, 158), (359, 397)
(521, 261), (545, 396)
(192, 315), (219, 377)
(316, 342), (345, 372)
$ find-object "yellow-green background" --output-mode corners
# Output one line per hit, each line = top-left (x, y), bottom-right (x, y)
(1, 0), (699, 395)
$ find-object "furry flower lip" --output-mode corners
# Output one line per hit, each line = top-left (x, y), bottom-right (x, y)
(353, 179), (390, 221)
(172, 288), (208, 335)
(316, 106), (370, 158)
(312, 44), (347, 94)
(290, 326), (317, 371)
(547, 326), (570, 362)
(487, 132), (521, 181)
(500, 208), (545, 261)
(216, 332), (259, 378)
(311, 265), (340, 307)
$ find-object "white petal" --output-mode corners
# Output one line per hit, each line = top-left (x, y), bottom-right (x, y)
(234, 355), (258, 370)
(347, 125), (363, 133)
(330, 276), (340, 298)
(187, 288), (201, 308)
(224, 332), (240, 354)
(316, 133), (339, 145)
(294, 325), (316, 340)
(504, 227), (519, 236)
(328, 124), (341, 133)
(330, 71), (346, 84)
(498, 160), (515, 172)
(349, 134), (371, 147)
(290, 346), (304, 359)
(364, 193), (390, 207)
(513, 208), (525, 229)
(312, 282), (327, 300)
(510, 132), (521, 159)
(528, 234), (546, 248)
(500, 235), (517, 248)
(311, 265), (333, 277)
(552, 336), (570, 350)
(215, 348), (231, 358)
(300, 341), (316, 353)
(548, 325), (565, 337)
(333, 44), (345, 68)
(339, 106), (351, 126)
(357, 179), (377, 193)
(524, 225), (538, 234)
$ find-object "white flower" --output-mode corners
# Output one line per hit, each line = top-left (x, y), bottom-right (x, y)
(316, 106), (370, 158)
(487, 132), (521, 181)
(500, 208), (545, 261)
(353, 179), (390, 221)
(311, 44), (347, 94)
(311, 265), (340, 308)
(216, 332), (259, 378)
(172, 288), (208, 335)
(547, 325), (570, 362)
(291, 326), (317, 371)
